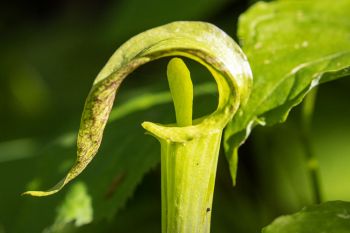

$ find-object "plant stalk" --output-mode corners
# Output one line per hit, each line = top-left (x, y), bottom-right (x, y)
(301, 87), (322, 203)
(160, 132), (221, 233)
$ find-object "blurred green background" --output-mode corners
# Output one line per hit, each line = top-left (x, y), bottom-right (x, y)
(1, 0), (349, 232)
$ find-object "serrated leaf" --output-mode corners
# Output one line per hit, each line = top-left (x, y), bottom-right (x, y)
(224, 0), (350, 183)
(262, 201), (350, 233)
(44, 182), (93, 233)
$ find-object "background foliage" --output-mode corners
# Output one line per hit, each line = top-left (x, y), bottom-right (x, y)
(0, 0), (349, 232)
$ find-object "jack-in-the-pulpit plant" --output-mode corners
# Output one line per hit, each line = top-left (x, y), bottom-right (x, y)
(24, 21), (253, 232)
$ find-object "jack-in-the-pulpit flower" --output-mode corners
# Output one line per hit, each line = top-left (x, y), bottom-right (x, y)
(24, 21), (253, 233)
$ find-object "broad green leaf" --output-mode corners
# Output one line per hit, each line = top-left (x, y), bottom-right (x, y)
(262, 201), (350, 233)
(224, 0), (350, 183)
(24, 21), (252, 197)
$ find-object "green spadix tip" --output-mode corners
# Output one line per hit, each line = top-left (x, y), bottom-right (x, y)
(167, 58), (193, 127)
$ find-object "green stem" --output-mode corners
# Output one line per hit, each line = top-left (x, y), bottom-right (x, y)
(301, 87), (322, 203)
(160, 132), (221, 233)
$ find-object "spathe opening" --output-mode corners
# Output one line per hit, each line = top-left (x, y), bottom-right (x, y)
(109, 56), (218, 126)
